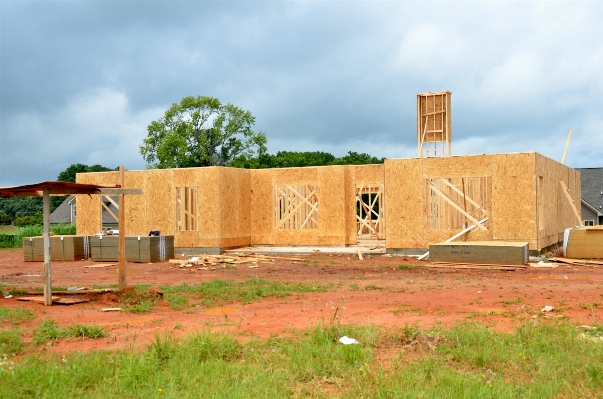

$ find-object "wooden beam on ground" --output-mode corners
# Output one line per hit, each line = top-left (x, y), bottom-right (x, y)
(558, 179), (582, 226)
(43, 189), (52, 306)
(117, 166), (127, 290)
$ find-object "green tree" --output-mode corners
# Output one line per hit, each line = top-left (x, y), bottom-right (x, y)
(140, 96), (267, 168)
(229, 151), (384, 169)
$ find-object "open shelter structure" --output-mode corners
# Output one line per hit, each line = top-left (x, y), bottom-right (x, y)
(0, 167), (140, 305)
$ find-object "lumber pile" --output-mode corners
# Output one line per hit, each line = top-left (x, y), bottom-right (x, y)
(169, 253), (305, 268)
(565, 227), (603, 259)
(90, 235), (174, 262)
(23, 235), (90, 262)
(549, 257), (603, 267)
(426, 262), (527, 271)
(429, 241), (528, 265)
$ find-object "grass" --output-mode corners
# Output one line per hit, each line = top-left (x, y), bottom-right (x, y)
(159, 279), (332, 311)
(1, 321), (602, 397)
(0, 307), (35, 325)
(0, 329), (23, 355)
(33, 320), (107, 344)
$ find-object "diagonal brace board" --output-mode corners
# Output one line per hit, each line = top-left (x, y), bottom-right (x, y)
(428, 182), (487, 230)
(275, 188), (318, 229)
(558, 179), (582, 226)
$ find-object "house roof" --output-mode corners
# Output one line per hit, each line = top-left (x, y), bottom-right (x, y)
(576, 168), (603, 215)
(50, 196), (74, 224)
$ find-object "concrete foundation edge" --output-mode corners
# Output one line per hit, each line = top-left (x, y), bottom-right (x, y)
(176, 247), (224, 255)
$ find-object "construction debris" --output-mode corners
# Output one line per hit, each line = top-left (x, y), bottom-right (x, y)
(170, 253), (305, 269)
(357, 248), (364, 260)
(549, 257), (603, 266)
(102, 308), (122, 312)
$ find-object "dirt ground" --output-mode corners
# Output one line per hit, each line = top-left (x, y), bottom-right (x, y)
(1, 248), (602, 354)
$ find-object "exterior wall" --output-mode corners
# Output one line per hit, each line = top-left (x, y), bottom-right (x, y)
(75, 152), (575, 251)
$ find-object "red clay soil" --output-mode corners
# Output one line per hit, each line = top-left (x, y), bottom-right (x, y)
(1, 248), (602, 354)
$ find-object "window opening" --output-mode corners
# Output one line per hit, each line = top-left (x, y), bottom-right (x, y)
(273, 185), (318, 230)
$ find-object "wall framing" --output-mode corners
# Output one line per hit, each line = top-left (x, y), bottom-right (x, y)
(76, 152), (577, 253)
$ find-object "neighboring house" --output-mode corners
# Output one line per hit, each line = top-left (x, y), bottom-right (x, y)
(49, 196), (77, 225)
(576, 168), (603, 226)
(49, 195), (119, 230)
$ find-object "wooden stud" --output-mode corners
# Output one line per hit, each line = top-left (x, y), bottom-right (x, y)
(559, 179), (582, 226)
(561, 128), (572, 165)
(118, 166), (126, 290)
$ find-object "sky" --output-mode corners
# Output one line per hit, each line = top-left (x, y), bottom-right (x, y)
(1, 1), (602, 186)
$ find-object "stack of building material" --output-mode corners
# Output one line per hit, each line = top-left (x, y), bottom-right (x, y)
(428, 241), (529, 265)
(565, 227), (603, 259)
(90, 235), (174, 263)
(126, 236), (174, 263)
(23, 236), (90, 262)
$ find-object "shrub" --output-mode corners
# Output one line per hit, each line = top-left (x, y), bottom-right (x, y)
(0, 214), (12, 225)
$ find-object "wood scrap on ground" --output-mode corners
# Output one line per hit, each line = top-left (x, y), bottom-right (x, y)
(426, 262), (527, 271)
(170, 253), (306, 269)
(549, 257), (603, 266)
(357, 248), (364, 260)
(102, 308), (122, 312)
(529, 263), (558, 268)
(84, 263), (116, 268)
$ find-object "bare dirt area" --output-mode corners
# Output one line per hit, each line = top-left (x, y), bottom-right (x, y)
(2, 247), (603, 354)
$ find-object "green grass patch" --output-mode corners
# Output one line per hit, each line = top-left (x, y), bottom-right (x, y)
(0, 307), (35, 325)
(0, 329), (23, 355)
(2, 321), (603, 397)
(160, 279), (332, 309)
(33, 320), (107, 344)
(0, 223), (77, 248)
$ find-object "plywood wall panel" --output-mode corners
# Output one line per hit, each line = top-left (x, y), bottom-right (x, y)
(344, 166), (357, 245)
(354, 164), (384, 184)
(421, 154), (493, 178)
(124, 171), (147, 235)
(318, 166), (346, 240)
(384, 158), (425, 248)
(76, 171), (117, 235)
(491, 153), (537, 247)
(219, 167), (250, 247)
(250, 169), (273, 244)
(273, 167), (318, 185)
(145, 170), (175, 236)
(274, 229), (319, 245)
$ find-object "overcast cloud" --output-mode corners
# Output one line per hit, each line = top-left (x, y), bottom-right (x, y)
(1, 1), (602, 185)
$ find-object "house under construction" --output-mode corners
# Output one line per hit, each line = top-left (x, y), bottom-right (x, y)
(75, 92), (581, 255)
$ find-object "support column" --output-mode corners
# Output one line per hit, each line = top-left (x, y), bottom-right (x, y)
(118, 166), (127, 290)
(42, 189), (52, 306)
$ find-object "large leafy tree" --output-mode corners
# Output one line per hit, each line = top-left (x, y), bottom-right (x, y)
(140, 96), (267, 168)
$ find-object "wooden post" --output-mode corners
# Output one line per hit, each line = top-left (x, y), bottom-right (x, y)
(42, 189), (52, 306)
(559, 179), (582, 226)
(117, 166), (127, 290)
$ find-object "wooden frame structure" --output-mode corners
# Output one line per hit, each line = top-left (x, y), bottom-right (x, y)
(75, 152), (579, 253)
(0, 175), (140, 305)
(417, 91), (452, 157)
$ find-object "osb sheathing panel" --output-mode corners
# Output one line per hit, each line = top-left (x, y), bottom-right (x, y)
(318, 166), (346, 242)
(145, 170), (175, 235)
(273, 167), (319, 185)
(491, 153), (537, 248)
(175, 230), (199, 248)
(535, 154), (581, 249)
(75, 171), (118, 235)
(123, 171), (147, 235)
(344, 167), (357, 245)
(354, 164), (384, 184)
(173, 167), (220, 248)
(250, 170), (273, 244)
(274, 229), (319, 246)
(219, 167), (250, 247)
(421, 154), (494, 178)
(384, 158), (425, 248)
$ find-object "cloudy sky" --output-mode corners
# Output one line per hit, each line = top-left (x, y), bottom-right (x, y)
(1, 1), (602, 185)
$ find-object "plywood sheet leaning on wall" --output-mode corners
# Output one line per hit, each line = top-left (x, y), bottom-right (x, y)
(384, 158), (425, 248)
(491, 153), (537, 249)
(565, 227), (603, 259)
(219, 167), (251, 248)
(250, 169), (273, 244)
(145, 169), (175, 236)
(76, 171), (118, 235)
